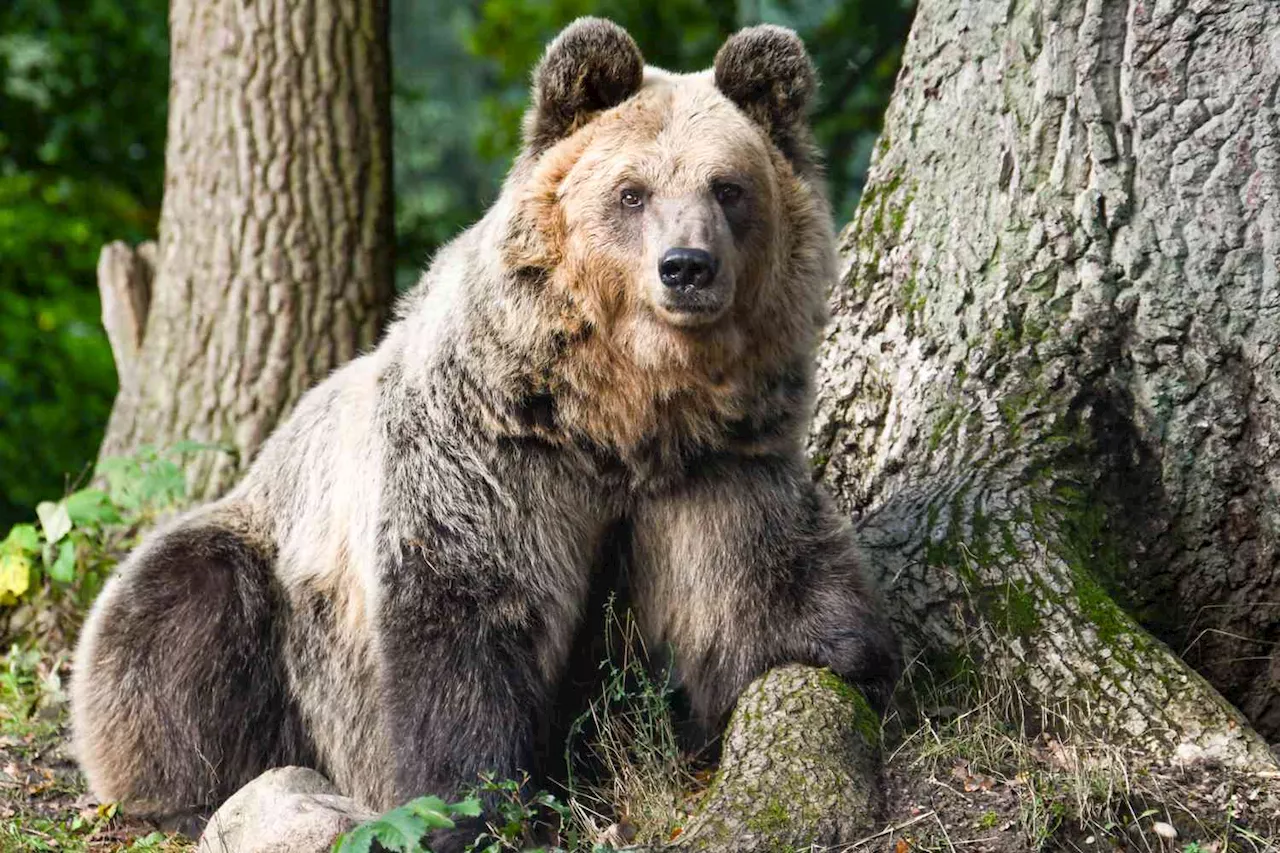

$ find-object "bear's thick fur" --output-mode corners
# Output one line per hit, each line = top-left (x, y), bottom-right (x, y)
(70, 18), (900, 848)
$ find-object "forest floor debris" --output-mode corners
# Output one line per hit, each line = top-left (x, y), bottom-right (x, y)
(870, 661), (1280, 853)
(0, 640), (1277, 852)
(0, 647), (191, 852)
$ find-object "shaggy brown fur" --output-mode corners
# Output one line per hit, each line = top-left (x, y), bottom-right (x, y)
(70, 18), (900, 852)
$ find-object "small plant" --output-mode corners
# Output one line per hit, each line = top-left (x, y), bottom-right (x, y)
(562, 601), (698, 847)
(332, 795), (482, 853)
(0, 442), (225, 644)
(463, 772), (583, 852)
(0, 643), (62, 742)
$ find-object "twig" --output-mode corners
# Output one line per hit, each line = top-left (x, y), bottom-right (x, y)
(833, 809), (938, 850)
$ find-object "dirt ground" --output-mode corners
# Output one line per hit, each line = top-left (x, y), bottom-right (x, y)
(1, 647), (1277, 852)
(0, 651), (190, 852)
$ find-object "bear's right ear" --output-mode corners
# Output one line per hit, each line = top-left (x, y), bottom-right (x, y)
(524, 18), (645, 154)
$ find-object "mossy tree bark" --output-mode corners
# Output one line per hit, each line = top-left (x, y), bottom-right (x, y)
(97, 0), (394, 498)
(808, 0), (1280, 768)
(666, 667), (883, 852)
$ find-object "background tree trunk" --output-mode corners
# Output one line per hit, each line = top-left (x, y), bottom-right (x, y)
(97, 0), (394, 498)
(808, 0), (1280, 768)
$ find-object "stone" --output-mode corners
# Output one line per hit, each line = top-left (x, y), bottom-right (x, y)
(197, 766), (375, 853)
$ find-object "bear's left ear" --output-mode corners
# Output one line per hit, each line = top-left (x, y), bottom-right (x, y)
(524, 18), (645, 154)
(714, 25), (817, 164)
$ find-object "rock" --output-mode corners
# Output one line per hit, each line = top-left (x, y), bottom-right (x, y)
(197, 767), (376, 853)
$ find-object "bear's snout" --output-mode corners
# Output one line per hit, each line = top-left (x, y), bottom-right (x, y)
(653, 245), (733, 326)
(659, 247), (718, 291)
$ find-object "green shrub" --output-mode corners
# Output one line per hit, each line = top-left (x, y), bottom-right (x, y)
(332, 796), (482, 853)
(0, 442), (224, 645)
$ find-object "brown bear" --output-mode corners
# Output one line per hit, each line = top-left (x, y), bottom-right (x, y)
(70, 17), (899, 850)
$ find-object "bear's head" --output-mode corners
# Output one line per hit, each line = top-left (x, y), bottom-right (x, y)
(499, 19), (835, 459)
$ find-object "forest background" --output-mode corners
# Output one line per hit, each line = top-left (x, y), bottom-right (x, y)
(0, 0), (914, 528)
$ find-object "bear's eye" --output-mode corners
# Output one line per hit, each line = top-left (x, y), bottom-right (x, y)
(713, 181), (744, 206)
(620, 188), (644, 209)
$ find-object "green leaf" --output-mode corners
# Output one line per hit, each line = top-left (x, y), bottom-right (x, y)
(36, 500), (72, 544)
(141, 458), (186, 505)
(65, 488), (121, 526)
(449, 797), (483, 818)
(374, 808), (431, 848)
(405, 794), (468, 830)
(95, 456), (137, 480)
(337, 795), (479, 853)
(97, 456), (145, 510)
(406, 795), (449, 814)
(332, 825), (375, 853)
(418, 810), (456, 831)
(2, 524), (40, 554)
(49, 538), (76, 584)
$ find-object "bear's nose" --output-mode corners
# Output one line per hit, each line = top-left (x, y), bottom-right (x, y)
(659, 248), (717, 290)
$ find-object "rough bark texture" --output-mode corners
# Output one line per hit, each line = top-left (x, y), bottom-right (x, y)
(98, 0), (394, 497)
(809, 0), (1280, 767)
(657, 666), (882, 852)
(97, 240), (156, 395)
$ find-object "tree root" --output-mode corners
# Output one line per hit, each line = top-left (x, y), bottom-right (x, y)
(652, 665), (884, 852)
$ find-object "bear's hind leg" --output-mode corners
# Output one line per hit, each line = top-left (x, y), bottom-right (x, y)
(71, 510), (310, 827)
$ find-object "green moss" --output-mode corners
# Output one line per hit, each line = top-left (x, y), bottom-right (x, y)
(817, 668), (881, 747)
(1000, 525), (1020, 560)
(858, 171), (910, 254)
(1069, 568), (1128, 647)
(746, 798), (792, 835)
(998, 388), (1035, 439)
(1022, 466), (1154, 663)
(873, 130), (892, 159)
(927, 403), (960, 452)
(889, 195), (910, 233)
(986, 579), (1042, 637)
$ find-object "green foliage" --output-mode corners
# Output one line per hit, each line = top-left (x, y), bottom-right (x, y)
(0, 0), (168, 530)
(0, 444), (218, 636)
(563, 602), (695, 847)
(333, 795), (482, 853)
(464, 772), (605, 853)
(332, 780), (604, 853)
(0, 643), (60, 743)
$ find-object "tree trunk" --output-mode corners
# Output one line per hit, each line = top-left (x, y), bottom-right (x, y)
(808, 0), (1280, 768)
(665, 667), (882, 852)
(98, 0), (394, 498)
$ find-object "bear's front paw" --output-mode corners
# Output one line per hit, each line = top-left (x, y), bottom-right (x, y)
(814, 626), (901, 713)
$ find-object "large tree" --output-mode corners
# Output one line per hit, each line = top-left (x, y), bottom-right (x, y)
(96, 0), (394, 497)
(678, 0), (1280, 848)
(814, 0), (1280, 765)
